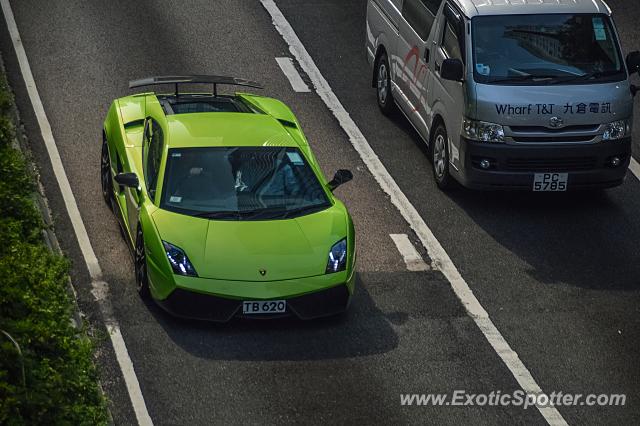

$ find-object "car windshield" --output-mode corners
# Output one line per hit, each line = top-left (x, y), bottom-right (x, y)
(160, 147), (330, 220)
(472, 14), (625, 85)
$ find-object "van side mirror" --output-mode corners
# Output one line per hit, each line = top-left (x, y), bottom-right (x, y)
(441, 58), (464, 82)
(114, 172), (139, 189)
(627, 51), (640, 76)
(328, 169), (353, 191)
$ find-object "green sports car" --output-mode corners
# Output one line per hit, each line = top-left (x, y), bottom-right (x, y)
(100, 75), (355, 321)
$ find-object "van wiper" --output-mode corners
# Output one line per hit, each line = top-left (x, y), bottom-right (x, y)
(548, 70), (622, 84)
(486, 74), (558, 84)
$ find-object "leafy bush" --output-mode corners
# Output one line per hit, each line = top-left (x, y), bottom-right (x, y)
(0, 67), (108, 424)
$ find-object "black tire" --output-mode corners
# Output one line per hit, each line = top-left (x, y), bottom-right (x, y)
(375, 51), (396, 115)
(100, 135), (113, 209)
(135, 227), (151, 299)
(431, 123), (453, 190)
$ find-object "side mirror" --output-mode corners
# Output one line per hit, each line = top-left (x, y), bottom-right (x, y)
(626, 51), (640, 76)
(441, 58), (464, 82)
(114, 172), (139, 189)
(328, 169), (353, 191)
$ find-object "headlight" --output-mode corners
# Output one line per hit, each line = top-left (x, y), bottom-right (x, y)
(325, 238), (347, 274)
(602, 119), (631, 141)
(462, 118), (505, 143)
(162, 241), (197, 276)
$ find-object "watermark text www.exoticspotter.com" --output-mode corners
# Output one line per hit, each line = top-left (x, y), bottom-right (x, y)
(400, 391), (626, 409)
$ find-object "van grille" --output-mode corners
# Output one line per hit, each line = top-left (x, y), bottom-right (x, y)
(511, 135), (595, 143)
(505, 157), (597, 172)
(509, 125), (599, 133)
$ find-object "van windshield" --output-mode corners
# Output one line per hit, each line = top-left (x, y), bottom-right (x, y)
(472, 14), (625, 85)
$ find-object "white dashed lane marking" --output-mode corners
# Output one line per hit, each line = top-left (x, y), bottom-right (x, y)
(275, 57), (311, 92)
(390, 234), (429, 271)
(260, 1), (567, 424)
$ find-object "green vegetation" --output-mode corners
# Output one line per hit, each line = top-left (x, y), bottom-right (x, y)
(0, 67), (108, 424)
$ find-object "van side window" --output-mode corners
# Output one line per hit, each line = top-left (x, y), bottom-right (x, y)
(402, 0), (442, 40)
(441, 5), (464, 62)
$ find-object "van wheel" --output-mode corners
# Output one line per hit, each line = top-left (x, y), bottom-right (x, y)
(375, 52), (395, 115)
(135, 227), (150, 299)
(431, 124), (453, 190)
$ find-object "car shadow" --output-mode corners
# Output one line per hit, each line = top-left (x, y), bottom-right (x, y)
(444, 181), (640, 291)
(143, 273), (401, 361)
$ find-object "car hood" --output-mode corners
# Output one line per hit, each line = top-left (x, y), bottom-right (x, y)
(152, 206), (347, 281)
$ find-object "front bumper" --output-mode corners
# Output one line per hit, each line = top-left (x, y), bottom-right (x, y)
(456, 137), (631, 190)
(156, 284), (352, 322)
(151, 270), (355, 322)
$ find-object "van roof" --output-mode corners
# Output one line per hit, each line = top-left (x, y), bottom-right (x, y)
(456, 0), (612, 18)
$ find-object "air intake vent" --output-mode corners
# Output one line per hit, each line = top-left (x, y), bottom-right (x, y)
(278, 119), (297, 128)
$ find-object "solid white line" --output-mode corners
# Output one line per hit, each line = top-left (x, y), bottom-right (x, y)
(1, 1), (153, 424)
(389, 234), (429, 271)
(629, 157), (640, 181)
(260, 1), (567, 424)
(275, 57), (311, 92)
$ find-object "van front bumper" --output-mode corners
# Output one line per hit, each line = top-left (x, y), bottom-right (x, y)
(456, 137), (631, 190)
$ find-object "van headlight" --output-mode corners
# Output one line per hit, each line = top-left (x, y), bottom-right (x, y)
(602, 119), (631, 141)
(163, 241), (198, 276)
(325, 239), (347, 274)
(462, 118), (505, 143)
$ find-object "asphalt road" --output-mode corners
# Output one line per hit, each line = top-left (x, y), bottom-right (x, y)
(1, 1), (639, 425)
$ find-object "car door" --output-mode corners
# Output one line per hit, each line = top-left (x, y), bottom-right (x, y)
(430, 2), (466, 167)
(127, 118), (163, 242)
(397, 0), (441, 137)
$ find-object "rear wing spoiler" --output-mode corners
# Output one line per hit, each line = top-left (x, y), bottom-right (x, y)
(128, 75), (263, 97)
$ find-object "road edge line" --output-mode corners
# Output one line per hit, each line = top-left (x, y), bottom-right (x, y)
(260, 1), (567, 424)
(0, 1), (153, 424)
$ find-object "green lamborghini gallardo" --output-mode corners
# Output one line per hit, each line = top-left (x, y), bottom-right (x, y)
(101, 76), (355, 321)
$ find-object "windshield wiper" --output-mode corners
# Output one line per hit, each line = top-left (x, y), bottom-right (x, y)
(236, 203), (330, 221)
(548, 70), (622, 84)
(237, 207), (288, 221)
(281, 203), (330, 219)
(193, 210), (240, 220)
(486, 74), (558, 84)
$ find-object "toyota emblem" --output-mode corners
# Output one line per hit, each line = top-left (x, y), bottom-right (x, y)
(549, 116), (564, 128)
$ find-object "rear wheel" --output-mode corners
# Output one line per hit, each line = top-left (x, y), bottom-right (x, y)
(100, 135), (113, 209)
(375, 51), (395, 115)
(135, 227), (150, 299)
(431, 124), (453, 190)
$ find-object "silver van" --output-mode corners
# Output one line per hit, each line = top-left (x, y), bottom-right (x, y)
(366, 0), (640, 190)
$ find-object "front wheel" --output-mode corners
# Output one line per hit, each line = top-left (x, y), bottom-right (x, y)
(431, 124), (453, 190)
(100, 136), (113, 209)
(375, 52), (396, 115)
(135, 227), (150, 299)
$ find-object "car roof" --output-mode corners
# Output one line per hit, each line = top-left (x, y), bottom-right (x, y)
(164, 112), (299, 149)
(455, 0), (612, 18)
